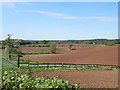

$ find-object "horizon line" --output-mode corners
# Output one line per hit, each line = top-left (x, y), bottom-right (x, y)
(0, 38), (119, 41)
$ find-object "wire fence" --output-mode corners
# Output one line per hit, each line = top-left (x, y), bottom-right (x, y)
(2, 58), (120, 70)
(19, 61), (120, 69)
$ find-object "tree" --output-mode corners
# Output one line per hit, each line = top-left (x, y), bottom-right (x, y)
(68, 44), (73, 50)
(50, 43), (56, 53)
(42, 40), (48, 44)
(4, 34), (23, 59)
(4, 45), (10, 58)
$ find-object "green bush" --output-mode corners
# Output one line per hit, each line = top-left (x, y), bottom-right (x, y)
(50, 43), (56, 53)
(81, 41), (93, 44)
(38, 45), (41, 47)
(43, 62), (49, 64)
(24, 52), (59, 55)
(20, 59), (24, 61)
(2, 70), (80, 89)
(25, 59), (31, 63)
(46, 45), (50, 47)
(102, 42), (115, 46)
(68, 44), (73, 50)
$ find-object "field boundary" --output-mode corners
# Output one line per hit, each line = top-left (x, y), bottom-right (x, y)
(2, 58), (119, 70)
(19, 61), (120, 70)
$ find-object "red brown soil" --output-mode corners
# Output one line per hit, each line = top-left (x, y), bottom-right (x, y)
(22, 45), (118, 65)
(20, 44), (97, 53)
(0, 49), (2, 52)
(21, 47), (50, 53)
(20, 47), (69, 53)
(19, 45), (119, 88)
(32, 70), (118, 88)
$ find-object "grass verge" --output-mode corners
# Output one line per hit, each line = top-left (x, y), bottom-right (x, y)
(23, 52), (60, 55)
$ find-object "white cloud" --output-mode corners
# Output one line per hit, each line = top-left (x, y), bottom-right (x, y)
(26, 10), (118, 22)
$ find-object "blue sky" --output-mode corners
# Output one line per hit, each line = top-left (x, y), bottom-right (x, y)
(2, 2), (118, 40)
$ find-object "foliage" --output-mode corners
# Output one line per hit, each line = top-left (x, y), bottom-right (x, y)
(19, 40), (32, 45)
(80, 41), (93, 44)
(50, 43), (56, 53)
(42, 40), (49, 44)
(26, 44), (50, 47)
(25, 59), (31, 63)
(68, 44), (73, 50)
(20, 59), (24, 61)
(24, 52), (59, 55)
(3, 35), (23, 59)
(2, 70), (80, 89)
(102, 42), (115, 46)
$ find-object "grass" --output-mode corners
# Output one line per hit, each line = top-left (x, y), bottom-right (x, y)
(23, 52), (60, 55)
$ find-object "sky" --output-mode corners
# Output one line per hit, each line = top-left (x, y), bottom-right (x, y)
(1, 2), (118, 40)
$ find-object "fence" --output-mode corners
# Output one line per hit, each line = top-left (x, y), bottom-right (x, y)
(2, 58), (120, 70)
(19, 61), (120, 69)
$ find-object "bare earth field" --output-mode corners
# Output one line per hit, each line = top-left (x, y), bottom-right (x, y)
(1, 44), (119, 88)
(22, 45), (118, 65)
(32, 70), (118, 88)
(20, 44), (97, 53)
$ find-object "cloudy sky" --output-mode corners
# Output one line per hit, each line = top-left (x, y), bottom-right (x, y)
(1, 2), (118, 40)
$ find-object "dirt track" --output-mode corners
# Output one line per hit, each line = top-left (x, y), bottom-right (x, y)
(33, 70), (118, 88)
(22, 45), (118, 65)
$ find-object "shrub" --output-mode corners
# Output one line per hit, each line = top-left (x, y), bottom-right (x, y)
(32, 45), (36, 47)
(25, 59), (31, 63)
(50, 43), (56, 53)
(43, 62), (49, 64)
(81, 41), (93, 44)
(42, 45), (45, 47)
(103, 42), (115, 46)
(68, 44), (73, 50)
(38, 45), (41, 47)
(20, 59), (24, 61)
(46, 45), (50, 47)
(2, 70), (80, 89)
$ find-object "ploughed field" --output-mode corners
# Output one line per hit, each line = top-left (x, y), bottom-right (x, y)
(1, 44), (119, 88)
(21, 44), (118, 65)
(32, 70), (118, 88)
(20, 44), (97, 53)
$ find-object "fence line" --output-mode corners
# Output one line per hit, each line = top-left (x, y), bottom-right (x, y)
(2, 58), (119, 69)
(20, 62), (119, 66)
(19, 61), (120, 69)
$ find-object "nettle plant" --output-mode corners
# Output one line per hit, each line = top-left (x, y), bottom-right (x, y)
(2, 70), (80, 89)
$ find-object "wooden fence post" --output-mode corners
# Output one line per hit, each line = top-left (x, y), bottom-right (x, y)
(62, 63), (64, 69)
(47, 63), (49, 68)
(17, 56), (20, 68)
(69, 64), (70, 68)
(28, 62), (29, 68)
(76, 64), (77, 70)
